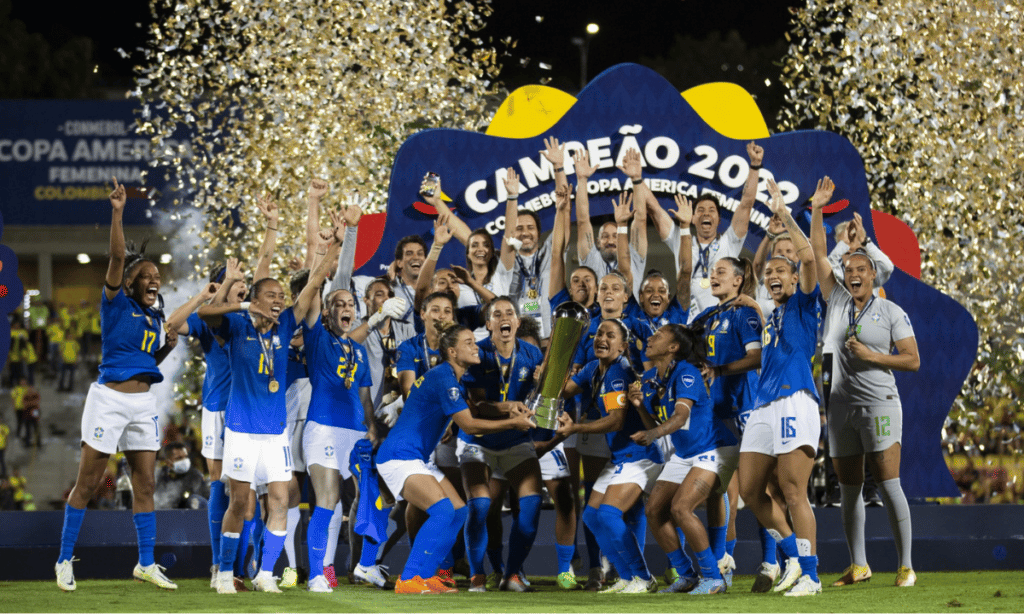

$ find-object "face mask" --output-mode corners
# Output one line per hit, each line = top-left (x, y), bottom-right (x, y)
(172, 458), (191, 474)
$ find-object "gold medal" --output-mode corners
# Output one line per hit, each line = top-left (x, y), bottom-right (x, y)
(527, 288), (538, 299)
(700, 278), (711, 289)
(429, 354), (439, 367)
(269, 380), (279, 393)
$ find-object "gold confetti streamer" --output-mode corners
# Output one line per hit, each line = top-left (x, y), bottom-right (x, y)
(777, 0), (1024, 439)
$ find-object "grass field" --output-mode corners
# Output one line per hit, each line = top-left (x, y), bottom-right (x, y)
(4, 571), (1021, 613)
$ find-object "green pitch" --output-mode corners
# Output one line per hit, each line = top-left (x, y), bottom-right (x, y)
(3, 572), (1021, 613)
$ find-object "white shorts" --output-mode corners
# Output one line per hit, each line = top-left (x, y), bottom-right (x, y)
(456, 439), (537, 481)
(539, 443), (571, 480)
(377, 458), (446, 502)
(741, 390), (820, 457)
(657, 445), (740, 492)
(430, 438), (459, 469)
(223, 427), (293, 485)
(593, 458), (662, 495)
(80, 382), (160, 455)
(201, 407), (226, 461)
(828, 402), (903, 458)
(289, 419), (307, 473)
(303, 421), (365, 479)
(576, 430), (611, 458)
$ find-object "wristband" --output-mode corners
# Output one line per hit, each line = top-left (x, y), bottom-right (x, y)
(679, 226), (691, 236)
(239, 301), (251, 311)
(617, 226), (629, 235)
(267, 225), (278, 231)
(750, 164), (762, 171)
(766, 231), (779, 240)
(508, 196), (518, 201)
(631, 178), (643, 185)
(553, 167), (564, 173)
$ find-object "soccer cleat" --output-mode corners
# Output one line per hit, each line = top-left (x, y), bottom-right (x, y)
(773, 557), (802, 592)
(751, 562), (780, 593)
(425, 575), (459, 593)
(486, 571), (503, 590)
(832, 563), (872, 586)
(598, 578), (629, 594)
(689, 577), (726, 595)
(469, 573), (487, 592)
(499, 573), (534, 592)
(895, 566), (917, 587)
(395, 576), (432, 594)
(216, 571), (237, 594)
(323, 565), (338, 588)
(664, 566), (680, 585)
(209, 564), (218, 589)
(602, 556), (620, 584)
(437, 567), (457, 588)
(233, 576), (250, 592)
(556, 570), (580, 590)
(354, 563), (389, 588)
(784, 575), (822, 597)
(660, 576), (699, 593)
(252, 570), (282, 593)
(55, 559), (77, 592)
(620, 576), (658, 594)
(133, 563), (178, 590)
(280, 567), (298, 588)
(718, 553), (736, 588)
(584, 567), (604, 591)
(307, 574), (333, 593)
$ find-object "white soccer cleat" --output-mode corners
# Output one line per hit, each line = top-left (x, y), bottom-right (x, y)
(773, 557), (802, 592)
(133, 563), (178, 590)
(353, 563), (389, 588)
(751, 561), (780, 593)
(307, 574), (333, 593)
(210, 564), (219, 589)
(253, 570), (282, 593)
(599, 578), (629, 594)
(216, 570), (237, 594)
(784, 575), (822, 597)
(620, 576), (658, 594)
(55, 559), (77, 592)
(718, 553), (736, 588)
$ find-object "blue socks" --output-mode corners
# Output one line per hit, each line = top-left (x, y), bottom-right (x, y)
(759, 525), (777, 565)
(556, 544), (575, 574)
(726, 538), (736, 557)
(260, 530), (286, 573)
(464, 497), (490, 576)
(581, 482), (601, 569)
(307, 506), (333, 579)
(133, 512), (156, 567)
(709, 524), (727, 561)
(506, 494), (541, 577)
(219, 532), (240, 573)
(237, 518), (255, 576)
(799, 555), (820, 582)
(208, 480), (227, 566)
(359, 537), (379, 568)
(624, 499), (647, 552)
(667, 548), (696, 579)
(778, 533), (799, 559)
(403, 499), (455, 581)
(696, 547), (722, 580)
(59, 504), (86, 563)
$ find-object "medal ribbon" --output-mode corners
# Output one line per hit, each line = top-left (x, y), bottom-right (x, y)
(254, 318), (275, 386)
(494, 341), (517, 402)
(696, 238), (718, 280)
(847, 296), (876, 338)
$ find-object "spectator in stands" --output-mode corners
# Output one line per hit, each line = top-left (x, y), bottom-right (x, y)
(58, 329), (80, 392)
(0, 417), (9, 476)
(153, 442), (209, 510)
(10, 378), (27, 440)
(21, 379), (41, 448)
(46, 315), (65, 378)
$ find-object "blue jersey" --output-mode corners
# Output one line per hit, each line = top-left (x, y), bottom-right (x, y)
(693, 304), (762, 419)
(640, 363), (735, 459)
(631, 298), (689, 361)
(98, 288), (164, 385)
(217, 309), (298, 435)
(755, 285), (822, 408)
(303, 317), (373, 430)
(573, 314), (647, 371)
(376, 362), (469, 463)
(549, 288), (600, 320)
(286, 329), (308, 387)
(396, 333), (441, 380)
(572, 357), (661, 465)
(186, 313), (230, 412)
(412, 306), (483, 336)
(461, 338), (544, 450)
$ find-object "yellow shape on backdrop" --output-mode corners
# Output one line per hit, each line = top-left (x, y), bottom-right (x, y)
(486, 85), (578, 138)
(681, 82), (770, 140)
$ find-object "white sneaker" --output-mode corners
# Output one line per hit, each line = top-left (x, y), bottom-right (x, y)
(253, 570), (282, 593)
(216, 570), (237, 594)
(599, 578), (629, 594)
(55, 559), (77, 592)
(354, 563), (389, 588)
(210, 565), (219, 589)
(773, 557), (802, 592)
(620, 576), (658, 594)
(308, 574), (333, 593)
(751, 561), (780, 593)
(784, 574), (822, 597)
(133, 563), (178, 590)
(718, 553), (736, 588)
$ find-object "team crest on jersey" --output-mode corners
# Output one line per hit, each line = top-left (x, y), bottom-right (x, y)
(448, 387), (460, 401)
(519, 366), (529, 380)
(872, 313), (881, 323)
(681, 374), (696, 388)
(325, 445), (335, 458)
(233, 457), (244, 470)
(747, 316), (759, 331)
(719, 319), (730, 332)
(272, 335), (281, 348)
(205, 435), (213, 447)
(92, 427), (104, 440)
(611, 379), (625, 391)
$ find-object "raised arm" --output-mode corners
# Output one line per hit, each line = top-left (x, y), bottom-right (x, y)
(423, 176), (471, 245)
(305, 178), (329, 269)
(166, 283), (220, 335)
(809, 176), (839, 299)
(618, 148), (649, 259)
(415, 217), (453, 310)
(730, 142), (763, 240)
(574, 150), (598, 261)
(613, 190), (635, 293)
(328, 197), (363, 295)
(498, 167), (521, 271)
(540, 135), (568, 193)
(767, 178), (816, 294)
(293, 228), (341, 326)
(670, 194), (694, 306)
(104, 178), (127, 301)
(548, 183), (573, 299)
(753, 214), (786, 281)
(253, 193), (280, 282)
(851, 212), (895, 285)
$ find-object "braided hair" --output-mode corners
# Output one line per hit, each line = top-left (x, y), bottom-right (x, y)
(435, 320), (468, 362)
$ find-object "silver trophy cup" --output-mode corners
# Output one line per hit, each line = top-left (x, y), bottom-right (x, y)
(528, 301), (591, 429)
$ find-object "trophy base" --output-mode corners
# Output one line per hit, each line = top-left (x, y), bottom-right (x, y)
(529, 395), (563, 431)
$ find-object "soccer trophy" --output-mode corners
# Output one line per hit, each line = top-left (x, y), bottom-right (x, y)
(528, 301), (590, 429)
